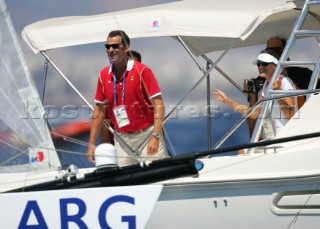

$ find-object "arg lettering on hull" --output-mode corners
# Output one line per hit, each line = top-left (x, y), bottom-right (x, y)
(0, 185), (162, 229)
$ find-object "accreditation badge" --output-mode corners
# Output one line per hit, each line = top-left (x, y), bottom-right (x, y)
(113, 105), (130, 128)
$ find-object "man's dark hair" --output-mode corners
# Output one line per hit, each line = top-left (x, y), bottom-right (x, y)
(108, 30), (130, 46)
(267, 36), (287, 48)
(129, 50), (142, 62)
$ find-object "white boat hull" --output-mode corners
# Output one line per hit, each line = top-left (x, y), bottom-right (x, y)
(147, 176), (320, 229)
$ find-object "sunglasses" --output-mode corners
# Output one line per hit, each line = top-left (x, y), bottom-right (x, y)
(105, 43), (122, 50)
(256, 61), (271, 67)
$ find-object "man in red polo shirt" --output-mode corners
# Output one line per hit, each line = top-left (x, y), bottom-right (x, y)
(99, 50), (142, 145)
(87, 30), (168, 166)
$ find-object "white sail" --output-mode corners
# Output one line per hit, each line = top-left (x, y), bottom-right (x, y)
(0, 0), (61, 172)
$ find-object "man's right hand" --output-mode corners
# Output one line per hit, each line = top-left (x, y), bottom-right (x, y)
(87, 146), (96, 163)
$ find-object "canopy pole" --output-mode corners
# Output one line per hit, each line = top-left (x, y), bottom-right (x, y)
(41, 52), (93, 110)
(41, 60), (49, 103)
(202, 53), (246, 151)
(202, 55), (245, 95)
(176, 36), (206, 72)
(136, 39), (238, 153)
(40, 51), (142, 162)
(163, 38), (237, 123)
(206, 61), (212, 150)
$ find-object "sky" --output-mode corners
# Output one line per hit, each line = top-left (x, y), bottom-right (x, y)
(4, 0), (320, 154)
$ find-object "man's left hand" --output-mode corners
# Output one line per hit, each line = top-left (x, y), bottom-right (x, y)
(147, 137), (159, 155)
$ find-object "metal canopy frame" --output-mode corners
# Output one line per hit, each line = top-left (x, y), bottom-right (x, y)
(39, 35), (242, 159)
(36, 0), (320, 160)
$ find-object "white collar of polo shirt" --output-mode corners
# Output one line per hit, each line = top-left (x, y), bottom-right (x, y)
(109, 58), (134, 74)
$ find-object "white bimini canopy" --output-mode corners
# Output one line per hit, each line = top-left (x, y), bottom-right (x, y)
(22, 0), (320, 55)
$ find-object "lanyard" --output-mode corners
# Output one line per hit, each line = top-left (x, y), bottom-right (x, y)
(113, 71), (126, 106)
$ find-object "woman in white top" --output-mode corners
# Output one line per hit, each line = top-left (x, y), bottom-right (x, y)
(213, 49), (296, 136)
